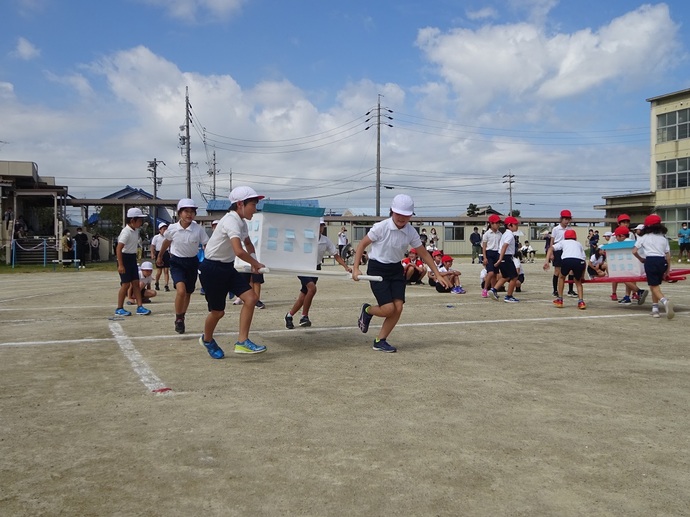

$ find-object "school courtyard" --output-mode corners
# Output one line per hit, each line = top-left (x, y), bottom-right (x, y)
(1, 261), (689, 516)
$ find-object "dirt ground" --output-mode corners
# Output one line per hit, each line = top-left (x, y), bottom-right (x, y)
(1, 261), (689, 516)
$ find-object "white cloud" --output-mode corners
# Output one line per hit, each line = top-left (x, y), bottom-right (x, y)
(11, 37), (40, 60)
(415, 4), (680, 110)
(466, 7), (498, 21)
(44, 71), (94, 98)
(140, 0), (245, 22)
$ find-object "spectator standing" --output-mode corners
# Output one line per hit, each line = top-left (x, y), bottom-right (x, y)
(470, 226), (482, 264)
(74, 227), (89, 268)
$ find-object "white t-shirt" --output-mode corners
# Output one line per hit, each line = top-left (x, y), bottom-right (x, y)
(553, 239), (586, 260)
(338, 231), (348, 246)
(139, 270), (153, 288)
(512, 256), (523, 274)
(498, 229), (516, 256)
(367, 218), (423, 264)
(151, 233), (166, 252)
(317, 235), (338, 263)
(203, 211), (249, 263)
(551, 224), (569, 246)
(634, 234), (670, 257)
(589, 254), (605, 268)
(117, 225), (139, 254)
(163, 221), (209, 258)
(481, 228), (502, 252)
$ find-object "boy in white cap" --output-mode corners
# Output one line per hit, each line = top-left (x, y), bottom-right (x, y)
(352, 194), (451, 352)
(150, 222), (170, 291)
(115, 208), (152, 316)
(489, 216), (521, 302)
(127, 261), (157, 305)
(285, 218), (351, 329)
(198, 186), (267, 359)
(157, 198), (209, 334)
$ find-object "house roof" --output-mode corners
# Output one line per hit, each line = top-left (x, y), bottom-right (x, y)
(102, 185), (154, 200)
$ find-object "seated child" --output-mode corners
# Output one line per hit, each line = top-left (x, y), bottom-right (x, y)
(587, 247), (607, 278)
(127, 261), (157, 304)
(512, 254), (526, 292)
(427, 250), (443, 287)
(520, 241), (535, 262)
(402, 248), (426, 284)
(435, 255), (466, 294)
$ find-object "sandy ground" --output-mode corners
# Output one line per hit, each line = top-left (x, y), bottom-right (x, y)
(1, 261), (689, 516)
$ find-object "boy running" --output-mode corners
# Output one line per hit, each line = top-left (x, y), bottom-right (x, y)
(549, 229), (587, 309)
(115, 208), (152, 316)
(633, 215), (674, 319)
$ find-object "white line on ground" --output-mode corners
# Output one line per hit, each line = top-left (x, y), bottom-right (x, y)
(108, 321), (172, 395)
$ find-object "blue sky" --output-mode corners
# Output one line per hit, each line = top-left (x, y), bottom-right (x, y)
(1, 0), (689, 218)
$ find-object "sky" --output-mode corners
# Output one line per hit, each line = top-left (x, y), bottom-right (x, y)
(1, 0), (689, 218)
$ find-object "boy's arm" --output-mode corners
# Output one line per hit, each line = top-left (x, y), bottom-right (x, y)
(233, 237), (264, 272)
(496, 242), (508, 265)
(156, 239), (171, 266)
(116, 242), (126, 273)
(352, 235), (372, 281)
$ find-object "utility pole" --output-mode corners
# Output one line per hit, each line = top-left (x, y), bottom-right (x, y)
(184, 86), (192, 199)
(365, 94), (393, 216)
(148, 158), (165, 226)
(228, 167), (233, 193)
(207, 151), (218, 200)
(503, 171), (515, 216)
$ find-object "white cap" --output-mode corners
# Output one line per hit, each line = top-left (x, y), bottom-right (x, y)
(604, 231), (613, 237)
(158, 222), (168, 229)
(177, 198), (198, 212)
(229, 186), (265, 204)
(319, 217), (325, 224)
(390, 194), (415, 216)
(634, 224), (645, 230)
(140, 261), (154, 270)
(127, 207), (145, 218)
(212, 220), (220, 226)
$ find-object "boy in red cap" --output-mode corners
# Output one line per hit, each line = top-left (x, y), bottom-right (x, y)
(543, 209), (576, 297)
(402, 248), (427, 284)
(427, 250), (443, 287)
(633, 215), (674, 319)
(489, 216), (521, 302)
(481, 214), (502, 298)
(435, 255), (465, 294)
(550, 229), (587, 309)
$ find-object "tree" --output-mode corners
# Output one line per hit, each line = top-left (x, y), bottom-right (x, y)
(466, 203), (479, 217)
(509, 209), (521, 217)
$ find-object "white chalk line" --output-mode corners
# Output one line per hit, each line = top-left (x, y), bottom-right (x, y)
(2, 311), (678, 349)
(108, 321), (172, 395)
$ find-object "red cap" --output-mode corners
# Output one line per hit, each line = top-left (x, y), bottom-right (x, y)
(617, 214), (631, 223)
(644, 214), (662, 227)
(432, 250), (442, 257)
(441, 255), (453, 263)
(560, 210), (572, 218)
(488, 214), (501, 224)
(564, 229), (577, 240)
(613, 226), (629, 237)
(504, 216), (519, 225)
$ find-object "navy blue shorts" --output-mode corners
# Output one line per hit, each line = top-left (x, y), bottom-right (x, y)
(298, 276), (318, 294)
(560, 258), (586, 280)
(241, 272), (265, 285)
(119, 253), (139, 284)
(553, 249), (564, 268)
(644, 256), (667, 287)
(154, 250), (170, 268)
(498, 254), (517, 280)
(199, 259), (252, 312)
(367, 259), (405, 306)
(485, 250), (500, 273)
(170, 255), (199, 294)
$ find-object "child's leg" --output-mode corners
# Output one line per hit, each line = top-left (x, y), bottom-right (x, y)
(300, 283), (317, 316)
(204, 310), (224, 342)
(506, 277), (517, 296)
(557, 275), (566, 298)
(375, 300), (404, 340)
(649, 285), (662, 303)
(144, 288), (156, 299)
(289, 291), (306, 316)
(117, 282), (130, 308)
(130, 282), (143, 306)
(237, 289), (259, 342)
(163, 268), (170, 286)
(576, 280), (584, 299)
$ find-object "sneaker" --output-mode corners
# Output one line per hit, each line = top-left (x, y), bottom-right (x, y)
(136, 306), (151, 316)
(456, 287), (466, 294)
(228, 292), (235, 301)
(489, 288), (499, 301)
(553, 298), (563, 308)
(175, 318), (185, 334)
(481, 289), (488, 298)
(651, 310), (660, 318)
(285, 313), (294, 330)
(155, 283), (160, 291)
(618, 296), (632, 305)
(199, 288), (205, 295)
(234, 339), (267, 354)
(451, 286), (461, 294)
(142, 298), (151, 303)
(552, 291), (559, 297)
(125, 300), (134, 305)
(372, 339), (397, 353)
(567, 291), (577, 298)
(299, 315), (311, 327)
(358, 303), (373, 333)
(663, 299), (675, 320)
(610, 293), (618, 301)
(164, 285), (170, 292)
(515, 286), (521, 293)
(679, 259), (683, 263)
(233, 298), (243, 306)
(114, 308), (132, 316)
(637, 289), (648, 305)
(255, 300), (266, 309)
(631, 292), (639, 300)
(577, 300), (586, 310)
(199, 335), (224, 359)
(504, 295), (520, 303)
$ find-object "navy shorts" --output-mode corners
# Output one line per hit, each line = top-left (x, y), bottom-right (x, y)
(154, 250), (170, 268)
(485, 250), (500, 273)
(553, 249), (564, 268)
(298, 276), (318, 294)
(241, 272), (265, 285)
(170, 255), (199, 294)
(498, 254), (517, 280)
(560, 258), (586, 280)
(643, 256), (667, 287)
(367, 259), (405, 306)
(119, 253), (139, 284)
(199, 259), (252, 312)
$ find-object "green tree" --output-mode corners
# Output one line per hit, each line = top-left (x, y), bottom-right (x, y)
(467, 203), (478, 217)
(509, 209), (521, 217)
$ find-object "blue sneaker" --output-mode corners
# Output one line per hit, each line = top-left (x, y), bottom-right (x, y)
(115, 308), (132, 317)
(199, 335), (224, 359)
(228, 292), (235, 301)
(358, 303), (373, 333)
(637, 289), (648, 305)
(618, 296), (632, 305)
(373, 339), (396, 353)
(136, 306), (151, 315)
(234, 338), (267, 354)
(489, 288), (499, 301)
(504, 296), (520, 303)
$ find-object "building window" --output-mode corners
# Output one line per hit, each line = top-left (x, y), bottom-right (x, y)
(444, 226), (465, 241)
(353, 226), (371, 241)
(657, 108), (690, 143)
(657, 158), (690, 190)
